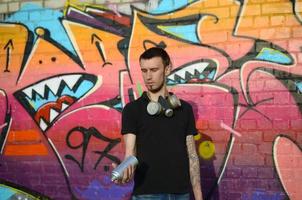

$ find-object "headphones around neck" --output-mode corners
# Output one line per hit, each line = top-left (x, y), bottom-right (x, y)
(147, 94), (181, 117)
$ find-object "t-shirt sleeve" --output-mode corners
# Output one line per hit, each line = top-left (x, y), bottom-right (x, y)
(121, 103), (137, 135)
(186, 104), (198, 136)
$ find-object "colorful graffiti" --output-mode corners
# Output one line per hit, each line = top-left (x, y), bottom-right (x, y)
(0, 0), (301, 199)
(0, 179), (49, 200)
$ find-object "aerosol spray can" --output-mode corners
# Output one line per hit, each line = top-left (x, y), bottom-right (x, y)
(111, 155), (138, 181)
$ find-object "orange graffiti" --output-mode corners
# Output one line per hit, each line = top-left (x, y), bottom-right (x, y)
(5, 130), (48, 156)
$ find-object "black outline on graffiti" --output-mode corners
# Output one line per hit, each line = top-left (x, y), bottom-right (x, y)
(199, 82), (240, 199)
(0, 178), (50, 199)
(3, 39), (13, 72)
(248, 67), (302, 113)
(15, 25), (86, 85)
(130, 8), (233, 74)
(2, 1), (302, 199)
(167, 59), (218, 84)
(65, 126), (121, 172)
(291, 0), (302, 25)
(65, 5), (130, 37)
(91, 33), (113, 67)
(0, 22), (33, 85)
(13, 73), (98, 132)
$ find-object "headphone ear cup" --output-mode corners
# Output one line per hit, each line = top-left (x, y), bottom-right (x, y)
(158, 96), (173, 117)
(164, 109), (173, 117)
(167, 94), (181, 108)
(147, 101), (162, 115)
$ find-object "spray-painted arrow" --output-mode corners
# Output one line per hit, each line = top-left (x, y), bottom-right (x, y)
(91, 34), (112, 67)
(3, 39), (14, 72)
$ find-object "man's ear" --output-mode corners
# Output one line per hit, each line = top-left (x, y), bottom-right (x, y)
(165, 64), (172, 76)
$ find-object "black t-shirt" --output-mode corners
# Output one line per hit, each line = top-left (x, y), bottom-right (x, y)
(121, 92), (197, 195)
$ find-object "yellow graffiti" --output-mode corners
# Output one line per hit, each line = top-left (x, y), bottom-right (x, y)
(199, 140), (215, 159)
(0, 23), (28, 76)
(194, 133), (201, 141)
(194, 132), (215, 159)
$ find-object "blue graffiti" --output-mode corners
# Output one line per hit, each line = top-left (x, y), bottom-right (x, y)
(26, 89), (57, 111)
(207, 70), (216, 80)
(151, 0), (197, 14)
(296, 81), (302, 93)
(0, 186), (15, 200)
(5, 3), (76, 55)
(150, 0), (200, 44)
(26, 79), (94, 111)
(255, 47), (292, 64)
(243, 189), (284, 200)
(158, 24), (199, 44)
(61, 80), (94, 99)
(0, 185), (35, 200)
(114, 102), (123, 110)
(75, 177), (132, 200)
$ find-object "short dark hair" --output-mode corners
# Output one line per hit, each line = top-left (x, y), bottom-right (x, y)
(139, 47), (171, 67)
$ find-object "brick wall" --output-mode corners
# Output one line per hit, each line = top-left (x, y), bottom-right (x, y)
(0, 0), (301, 199)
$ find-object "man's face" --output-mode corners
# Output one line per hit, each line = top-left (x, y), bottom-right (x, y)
(140, 56), (170, 93)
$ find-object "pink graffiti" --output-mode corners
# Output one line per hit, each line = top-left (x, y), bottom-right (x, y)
(220, 121), (242, 137)
(0, 123), (7, 130)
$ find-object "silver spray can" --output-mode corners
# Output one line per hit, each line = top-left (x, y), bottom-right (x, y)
(111, 155), (138, 181)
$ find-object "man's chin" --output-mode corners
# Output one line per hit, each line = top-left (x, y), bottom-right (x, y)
(148, 87), (162, 93)
(146, 82), (165, 93)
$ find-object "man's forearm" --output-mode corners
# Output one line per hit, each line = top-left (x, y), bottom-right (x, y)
(189, 155), (202, 200)
(186, 135), (203, 200)
(123, 133), (136, 157)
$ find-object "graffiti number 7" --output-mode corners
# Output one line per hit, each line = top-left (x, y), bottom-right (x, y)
(65, 126), (121, 172)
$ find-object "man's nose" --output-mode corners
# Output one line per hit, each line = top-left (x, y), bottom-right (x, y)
(146, 71), (152, 79)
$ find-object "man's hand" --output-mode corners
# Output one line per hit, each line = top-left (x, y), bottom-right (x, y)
(112, 133), (137, 184)
(112, 160), (136, 184)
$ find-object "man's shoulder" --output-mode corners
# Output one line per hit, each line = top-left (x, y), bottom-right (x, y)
(123, 95), (145, 110)
(179, 98), (193, 109)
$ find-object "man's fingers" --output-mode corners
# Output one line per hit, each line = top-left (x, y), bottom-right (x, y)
(127, 167), (132, 181)
(122, 168), (128, 183)
(112, 163), (117, 169)
(129, 165), (134, 179)
(123, 167), (132, 183)
(112, 165), (135, 184)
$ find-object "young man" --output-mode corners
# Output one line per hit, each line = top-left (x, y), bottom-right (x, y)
(117, 47), (203, 200)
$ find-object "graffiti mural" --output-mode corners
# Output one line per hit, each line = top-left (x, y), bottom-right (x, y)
(0, 0), (301, 199)
(0, 178), (49, 200)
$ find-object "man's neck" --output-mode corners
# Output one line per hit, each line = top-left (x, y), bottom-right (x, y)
(147, 88), (168, 102)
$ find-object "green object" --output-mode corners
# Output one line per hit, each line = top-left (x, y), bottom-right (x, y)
(137, 82), (143, 97)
